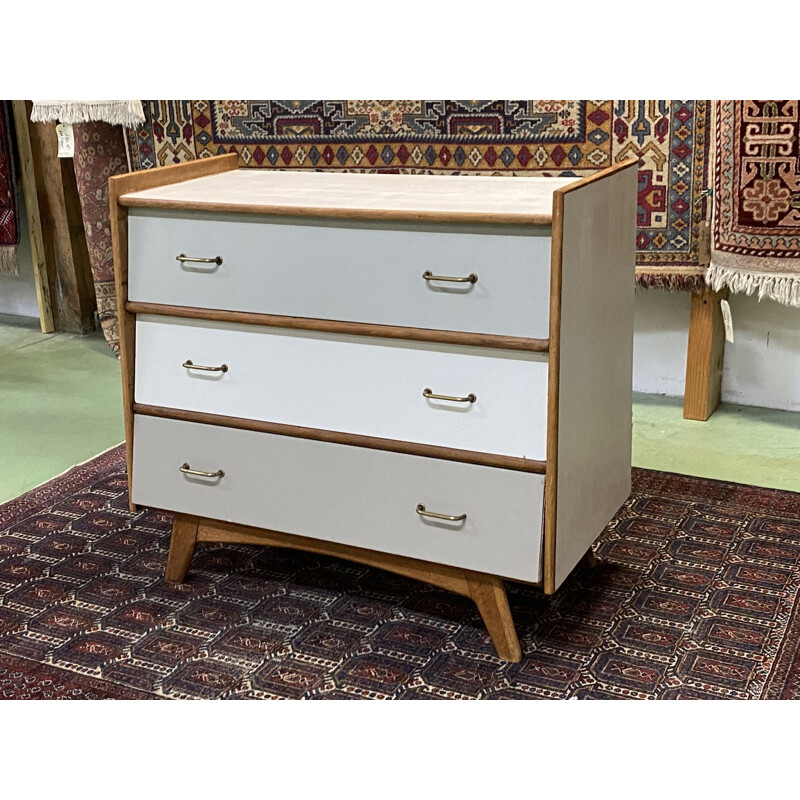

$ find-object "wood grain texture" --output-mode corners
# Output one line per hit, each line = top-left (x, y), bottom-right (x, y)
(545, 160), (638, 593)
(187, 513), (524, 661)
(683, 286), (728, 421)
(126, 301), (549, 353)
(110, 153), (239, 197)
(119, 168), (576, 225)
(465, 572), (522, 662)
(121, 198), (554, 226)
(165, 514), (199, 582)
(543, 191), (565, 594)
(110, 154), (239, 508)
(132, 403), (547, 473)
(27, 112), (95, 334)
(11, 101), (54, 333)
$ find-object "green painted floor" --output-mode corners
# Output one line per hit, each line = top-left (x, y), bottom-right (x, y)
(633, 392), (800, 493)
(0, 314), (124, 504)
(0, 313), (798, 504)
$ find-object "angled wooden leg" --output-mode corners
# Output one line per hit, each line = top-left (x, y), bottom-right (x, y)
(579, 547), (597, 569)
(165, 514), (199, 583)
(465, 572), (522, 663)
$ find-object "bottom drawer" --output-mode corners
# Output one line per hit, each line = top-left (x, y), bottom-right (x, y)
(132, 415), (544, 583)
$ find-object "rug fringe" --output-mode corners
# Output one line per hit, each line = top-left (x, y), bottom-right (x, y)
(30, 101), (145, 129)
(0, 245), (19, 276)
(636, 272), (707, 291)
(706, 262), (800, 308)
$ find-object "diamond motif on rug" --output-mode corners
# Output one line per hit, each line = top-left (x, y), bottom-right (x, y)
(3, 446), (800, 699)
(125, 100), (711, 288)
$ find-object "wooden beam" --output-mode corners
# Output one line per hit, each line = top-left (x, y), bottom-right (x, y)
(11, 101), (54, 333)
(684, 286), (727, 421)
(26, 106), (96, 334)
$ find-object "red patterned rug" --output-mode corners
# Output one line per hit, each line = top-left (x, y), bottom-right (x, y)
(1, 446), (799, 700)
(709, 100), (800, 307)
(126, 100), (711, 290)
(0, 101), (19, 276)
(72, 122), (129, 355)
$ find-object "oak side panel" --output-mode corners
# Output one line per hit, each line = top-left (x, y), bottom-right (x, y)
(543, 191), (564, 593)
(545, 161), (638, 593)
(109, 154), (239, 506)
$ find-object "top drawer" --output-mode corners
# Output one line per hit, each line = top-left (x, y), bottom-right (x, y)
(127, 209), (552, 340)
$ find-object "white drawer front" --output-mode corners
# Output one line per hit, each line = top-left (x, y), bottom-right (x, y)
(132, 415), (544, 582)
(127, 209), (551, 340)
(135, 315), (549, 460)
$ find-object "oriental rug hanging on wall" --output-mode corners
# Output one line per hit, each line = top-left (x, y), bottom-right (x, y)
(72, 122), (130, 356)
(709, 100), (800, 308)
(125, 100), (712, 289)
(0, 102), (19, 276)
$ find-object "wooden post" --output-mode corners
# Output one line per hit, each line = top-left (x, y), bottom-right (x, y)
(683, 286), (727, 421)
(11, 101), (54, 334)
(26, 103), (96, 334)
(165, 514), (200, 582)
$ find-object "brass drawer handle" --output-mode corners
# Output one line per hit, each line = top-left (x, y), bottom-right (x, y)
(176, 253), (223, 265)
(422, 270), (478, 284)
(416, 503), (467, 522)
(183, 360), (228, 373)
(423, 387), (477, 404)
(179, 462), (225, 479)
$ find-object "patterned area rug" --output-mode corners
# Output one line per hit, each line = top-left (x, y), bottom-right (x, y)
(709, 100), (800, 307)
(125, 100), (711, 289)
(72, 122), (129, 355)
(0, 101), (19, 276)
(2, 446), (799, 700)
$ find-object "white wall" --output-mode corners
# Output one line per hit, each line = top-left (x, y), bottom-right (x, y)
(633, 287), (800, 412)
(0, 188), (39, 318)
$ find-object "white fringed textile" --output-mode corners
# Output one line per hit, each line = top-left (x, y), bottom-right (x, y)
(30, 101), (144, 128)
(706, 254), (800, 308)
(0, 246), (19, 276)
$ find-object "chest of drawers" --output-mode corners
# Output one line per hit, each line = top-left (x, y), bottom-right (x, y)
(110, 154), (637, 662)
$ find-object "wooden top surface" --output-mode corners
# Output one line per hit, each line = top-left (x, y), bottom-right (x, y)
(119, 168), (579, 224)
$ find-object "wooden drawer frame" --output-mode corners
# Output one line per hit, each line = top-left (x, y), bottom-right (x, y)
(127, 208), (554, 340)
(110, 154), (638, 662)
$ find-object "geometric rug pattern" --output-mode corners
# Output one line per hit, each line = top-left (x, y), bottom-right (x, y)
(707, 100), (800, 307)
(715, 100), (800, 259)
(72, 122), (130, 356)
(2, 446), (799, 699)
(125, 100), (712, 288)
(0, 101), (19, 275)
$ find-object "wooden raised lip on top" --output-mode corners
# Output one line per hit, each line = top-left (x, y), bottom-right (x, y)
(117, 158), (574, 226)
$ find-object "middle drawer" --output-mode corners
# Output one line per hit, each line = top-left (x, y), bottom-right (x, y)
(134, 315), (549, 460)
